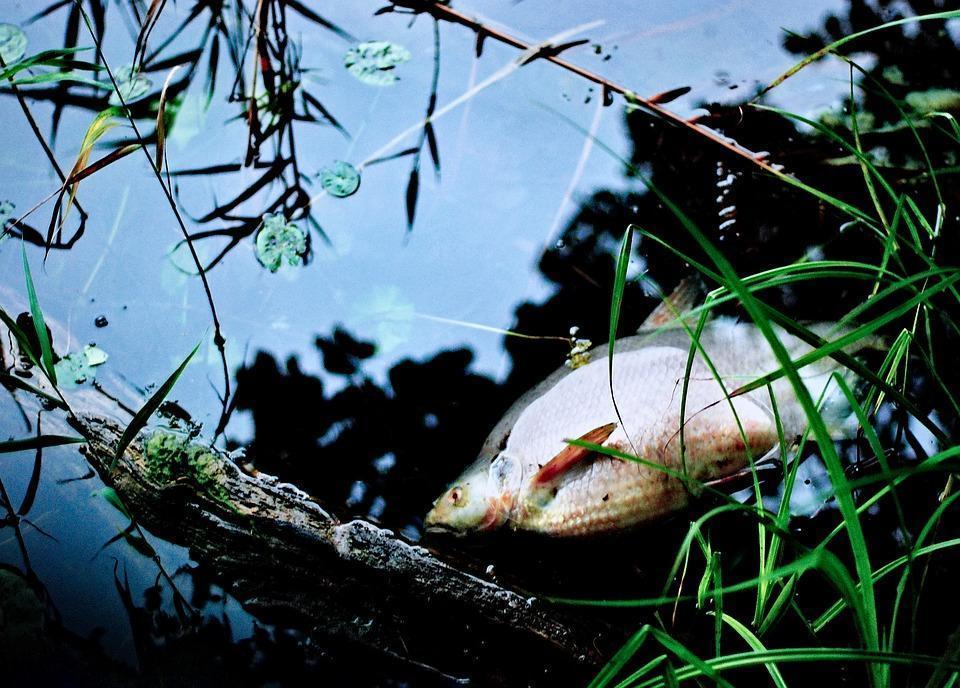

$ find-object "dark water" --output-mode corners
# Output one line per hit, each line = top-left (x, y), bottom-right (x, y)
(2, 1), (959, 685)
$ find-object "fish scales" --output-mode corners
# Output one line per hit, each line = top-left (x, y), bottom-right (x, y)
(511, 342), (782, 535)
(425, 314), (868, 537)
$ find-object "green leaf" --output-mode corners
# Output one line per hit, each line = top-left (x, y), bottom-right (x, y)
(759, 10), (960, 96)
(111, 340), (201, 470)
(11, 71), (109, 89)
(344, 41), (411, 86)
(0, 23), (27, 65)
(0, 46), (92, 81)
(108, 64), (152, 106)
(53, 344), (108, 388)
(0, 435), (85, 453)
(319, 160), (360, 198)
(21, 241), (57, 386)
(607, 224), (634, 452)
(255, 213), (306, 272)
(711, 612), (789, 688)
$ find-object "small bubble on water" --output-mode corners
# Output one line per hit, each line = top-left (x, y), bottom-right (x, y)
(95, 315), (109, 328)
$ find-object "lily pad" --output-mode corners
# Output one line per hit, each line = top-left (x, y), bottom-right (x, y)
(54, 344), (108, 388)
(0, 24), (27, 65)
(319, 161), (360, 198)
(108, 64), (152, 106)
(344, 41), (411, 86)
(255, 213), (306, 272)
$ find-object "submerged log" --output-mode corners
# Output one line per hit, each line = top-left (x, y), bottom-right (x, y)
(0, 287), (611, 683)
(72, 413), (611, 685)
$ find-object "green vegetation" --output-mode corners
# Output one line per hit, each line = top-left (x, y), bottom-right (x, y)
(565, 9), (960, 688)
(143, 430), (234, 509)
(343, 40), (411, 86)
(256, 213), (308, 271)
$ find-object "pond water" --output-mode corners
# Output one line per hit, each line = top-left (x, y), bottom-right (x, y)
(2, 1), (959, 685)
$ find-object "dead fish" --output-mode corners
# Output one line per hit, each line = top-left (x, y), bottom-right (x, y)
(425, 280), (871, 537)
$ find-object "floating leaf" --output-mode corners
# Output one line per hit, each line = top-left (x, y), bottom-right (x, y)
(108, 64), (152, 106)
(343, 41), (411, 86)
(255, 213), (306, 272)
(54, 344), (108, 388)
(319, 160), (360, 198)
(0, 24), (27, 65)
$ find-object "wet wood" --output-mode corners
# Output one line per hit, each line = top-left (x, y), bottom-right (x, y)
(1, 284), (610, 683)
(71, 412), (610, 684)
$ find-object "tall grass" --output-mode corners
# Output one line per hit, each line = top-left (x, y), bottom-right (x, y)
(548, 11), (960, 688)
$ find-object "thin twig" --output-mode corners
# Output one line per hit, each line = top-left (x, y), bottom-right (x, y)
(73, 1), (231, 430)
(392, 0), (786, 177)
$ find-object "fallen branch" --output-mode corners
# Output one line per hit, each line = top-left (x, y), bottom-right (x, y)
(388, 0), (785, 178)
(72, 413), (611, 683)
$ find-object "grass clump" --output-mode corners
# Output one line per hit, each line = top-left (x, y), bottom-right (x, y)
(144, 430), (234, 509)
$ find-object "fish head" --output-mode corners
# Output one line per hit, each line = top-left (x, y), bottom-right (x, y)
(424, 453), (522, 534)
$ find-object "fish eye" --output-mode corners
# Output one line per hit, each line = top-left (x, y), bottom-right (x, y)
(449, 486), (464, 506)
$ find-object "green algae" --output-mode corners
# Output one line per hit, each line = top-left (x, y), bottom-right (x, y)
(144, 430), (235, 510)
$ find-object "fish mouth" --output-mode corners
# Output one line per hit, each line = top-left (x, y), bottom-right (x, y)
(423, 506), (459, 535)
(424, 521), (467, 536)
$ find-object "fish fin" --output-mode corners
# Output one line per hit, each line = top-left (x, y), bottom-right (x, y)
(531, 422), (618, 487)
(638, 277), (703, 333)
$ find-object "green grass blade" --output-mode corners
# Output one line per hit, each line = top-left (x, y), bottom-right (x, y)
(757, 10), (960, 96)
(632, 168), (881, 685)
(589, 625), (652, 688)
(21, 241), (57, 386)
(0, 306), (45, 379)
(111, 340), (201, 470)
(712, 612), (789, 688)
(631, 647), (960, 688)
(608, 224), (636, 449)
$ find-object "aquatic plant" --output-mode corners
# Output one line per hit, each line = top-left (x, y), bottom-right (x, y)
(143, 430), (234, 509)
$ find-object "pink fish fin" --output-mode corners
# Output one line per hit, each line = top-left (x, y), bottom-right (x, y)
(531, 422), (618, 488)
(638, 277), (703, 331)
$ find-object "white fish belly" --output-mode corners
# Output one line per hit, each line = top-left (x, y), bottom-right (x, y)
(507, 344), (785, 535)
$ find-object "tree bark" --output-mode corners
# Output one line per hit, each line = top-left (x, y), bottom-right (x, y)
(72, 413), (611, 685)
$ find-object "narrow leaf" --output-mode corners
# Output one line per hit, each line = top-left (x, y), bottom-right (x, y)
(111, 340), (201, 470)
(21, 241), (57, 385)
